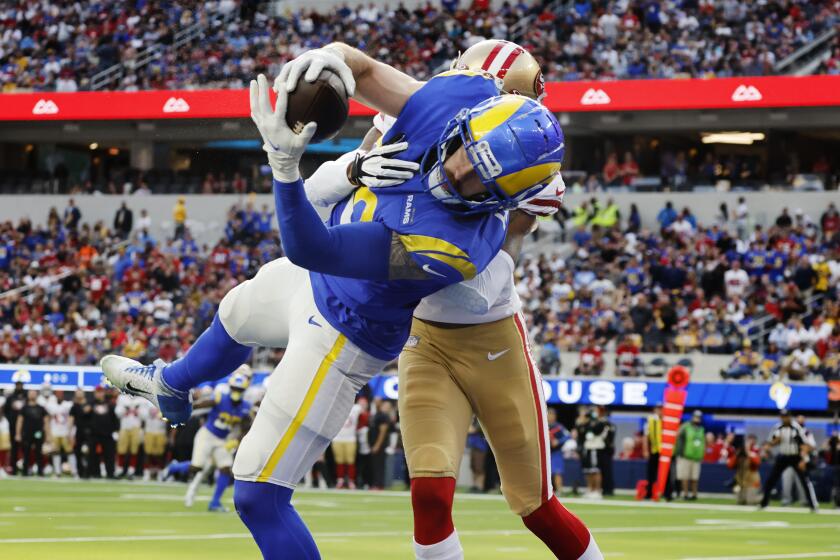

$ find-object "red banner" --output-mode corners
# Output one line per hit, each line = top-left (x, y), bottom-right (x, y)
(1, 75), (838, 122)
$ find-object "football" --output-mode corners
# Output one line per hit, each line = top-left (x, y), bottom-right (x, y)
(285, 69), (349, 143)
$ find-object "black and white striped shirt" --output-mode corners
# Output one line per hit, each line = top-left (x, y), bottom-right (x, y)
(769, 421), (809, 456)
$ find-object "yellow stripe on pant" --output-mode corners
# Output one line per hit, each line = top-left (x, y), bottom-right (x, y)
(256, 334), (347, 482)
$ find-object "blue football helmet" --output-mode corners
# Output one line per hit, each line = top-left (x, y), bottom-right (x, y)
(422, 94), (564, 214)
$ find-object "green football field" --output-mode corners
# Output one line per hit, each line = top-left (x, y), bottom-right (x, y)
(0, 478), (838, 560)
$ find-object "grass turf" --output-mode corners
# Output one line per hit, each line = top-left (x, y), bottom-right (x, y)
(0, 478), (838, 559)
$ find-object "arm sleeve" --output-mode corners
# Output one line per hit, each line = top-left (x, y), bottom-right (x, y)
(274, 178), (391, 280)
(302, 151), (358, 207)
(427, 251), (514, 315)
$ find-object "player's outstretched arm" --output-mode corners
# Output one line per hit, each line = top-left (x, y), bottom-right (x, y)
(251, 74), (392, 280)
(276, 43), (424, 118)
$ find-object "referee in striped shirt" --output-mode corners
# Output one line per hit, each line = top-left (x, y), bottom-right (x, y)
(759, 409), (819, 512)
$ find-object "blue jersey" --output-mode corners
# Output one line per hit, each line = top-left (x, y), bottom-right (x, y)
(310, 72), (506, 360)
(204, 392), (251, 439)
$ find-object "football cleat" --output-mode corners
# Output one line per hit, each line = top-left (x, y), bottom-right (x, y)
(99, 355), (192, 425)
(208, 502), (230, 513)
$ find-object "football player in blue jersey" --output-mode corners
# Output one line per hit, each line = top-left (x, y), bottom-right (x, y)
(164, 372), (251, 512)
(101, 43), (564, 559)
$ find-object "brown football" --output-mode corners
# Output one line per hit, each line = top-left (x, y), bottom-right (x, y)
(285, 69), (349, 143)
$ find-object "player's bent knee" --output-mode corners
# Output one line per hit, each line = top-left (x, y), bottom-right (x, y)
(406, 445), (457, 478)
(218, 282), (253, 345)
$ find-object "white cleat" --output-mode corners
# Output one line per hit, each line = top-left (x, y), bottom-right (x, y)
(100, 355), (192, 425)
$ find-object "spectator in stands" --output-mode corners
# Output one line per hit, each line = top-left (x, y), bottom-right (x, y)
(776, 208), (793, 230)
(785, 341), (819, 381)
(172, 197), (187, 239)
(620, 153), (640, 187)
(113, 202), (133, 239)
(63, 198), (81, 230)
(615, 335), (641, 376)
(735, 197), (749, 239)
(656, 201), (677, 231)
(821, 203), (839, 240)
(675, 410), (705, 501)
(602, 153), (621, 186)
(760, 342), (783, 380)
(724, 259), (749, 300)
(575, 339), (605, 376)
(721, 340), (761, 379)
(136, 209), (152, 231)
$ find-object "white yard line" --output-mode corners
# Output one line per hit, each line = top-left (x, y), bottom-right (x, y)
(682, 553), (840, 560)
(1, 523), (838, 545)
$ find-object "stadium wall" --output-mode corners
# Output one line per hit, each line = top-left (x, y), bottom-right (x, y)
(2, 192), (835, 245)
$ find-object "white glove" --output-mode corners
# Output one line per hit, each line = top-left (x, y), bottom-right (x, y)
(348, 141), (420, 188)
(275, 48), (356, 97)
(250, 73), (316, 183)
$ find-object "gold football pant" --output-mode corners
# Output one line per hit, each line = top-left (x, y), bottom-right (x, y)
(399, 313), (551, 516)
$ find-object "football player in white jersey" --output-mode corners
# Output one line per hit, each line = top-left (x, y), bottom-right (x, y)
(141, 401), (169, 481)
(331, 399), (363, 488)
(46, 390), (75, 477)
(115, 394), (144, 478)
(301, 39), (600, 560)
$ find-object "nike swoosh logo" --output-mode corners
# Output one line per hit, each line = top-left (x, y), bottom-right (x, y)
(125, 382), (151, 396)
(422, 264), (445, 277)
(487, 349), (510, 361)
(308, 315), (322, 327)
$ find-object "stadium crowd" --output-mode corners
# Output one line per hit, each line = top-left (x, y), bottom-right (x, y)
(521, 199), (840, 380)
(2, 0), (839, 92)
(0, 197), (281, 366)
(0, 196), (837, 382)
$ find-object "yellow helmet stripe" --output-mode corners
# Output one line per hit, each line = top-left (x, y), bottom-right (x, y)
(398, 234), (477, 280)
(495, 162), (562, 197)
(468, 96), (527, 141)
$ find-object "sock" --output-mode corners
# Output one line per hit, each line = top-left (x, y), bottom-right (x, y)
(347, 464), (356, 481)
(522, 497), (603, 560)
(411, 477), (456, 545)
(162, 314), (252, 392)
(234, 480), (321, 560)
(336, 464), (346, 481)
(168, 460), (191, 475)
(130, 455), (137, 469)
(210, 472), (232, 507)
(414, 529), (463, 560)
(0, 450), (7, 470)
(117, 455), (124, 469)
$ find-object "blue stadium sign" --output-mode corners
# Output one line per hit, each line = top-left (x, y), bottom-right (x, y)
(0, 365), (828, 412)
(368, 376), (829, 412)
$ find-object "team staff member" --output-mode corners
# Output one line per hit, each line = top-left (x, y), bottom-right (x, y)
(15, 390), (50, 476)
(88, 386), (119, 479)
(643, 403), (663, 499)
(69, 389), (92, 478)
(3, 379), (26, 474)
(759, 409), (819, 512)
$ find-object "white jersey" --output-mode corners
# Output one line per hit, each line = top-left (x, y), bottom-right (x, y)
(335, 403), (362, 443)
(115, 394), (144, 431)
(414, 251), (521, 324)
(48, 400), (74, 438)
(142, 403), (168, 434)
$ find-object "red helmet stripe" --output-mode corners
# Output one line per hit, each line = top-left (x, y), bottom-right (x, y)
(481, 42), (505, 71)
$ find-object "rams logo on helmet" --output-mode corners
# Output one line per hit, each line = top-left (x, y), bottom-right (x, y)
(423, 95), (564, 214)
